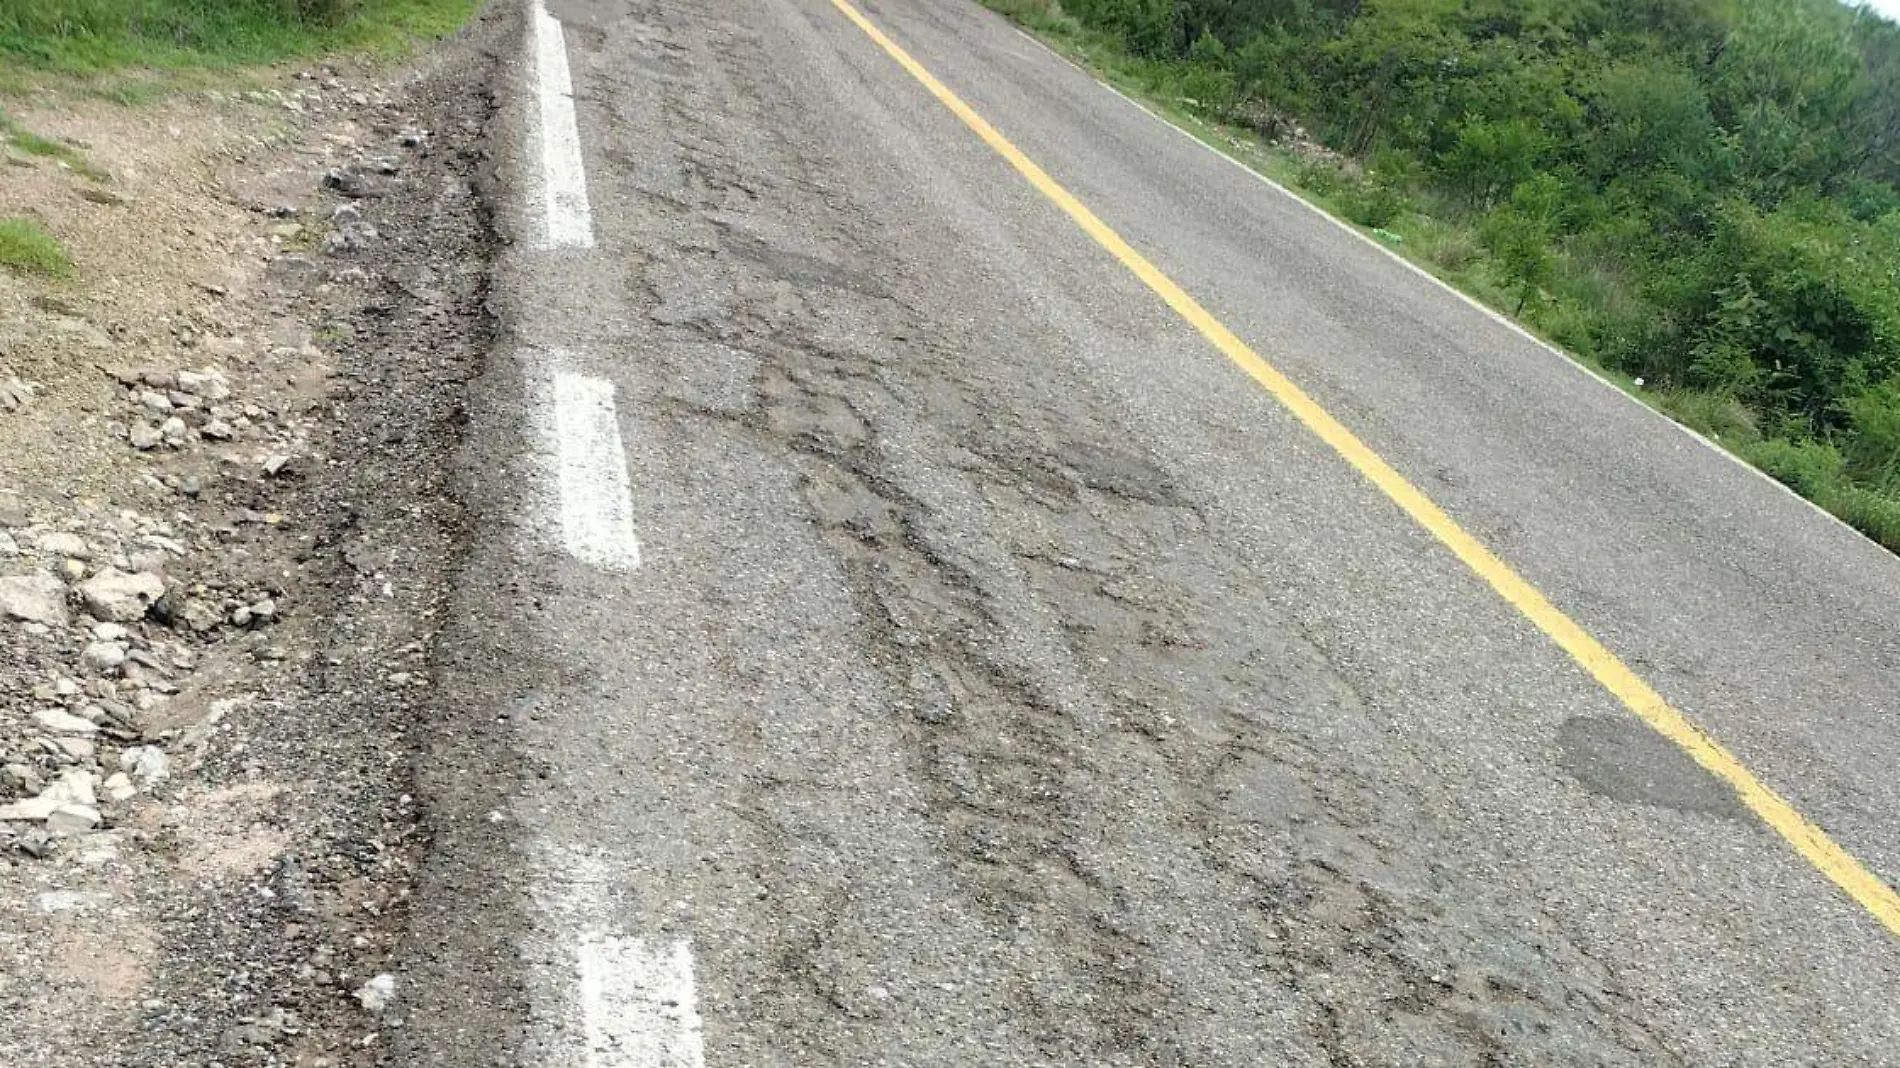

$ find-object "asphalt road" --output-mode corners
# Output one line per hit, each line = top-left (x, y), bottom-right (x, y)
(395, 0), (1900, 1064)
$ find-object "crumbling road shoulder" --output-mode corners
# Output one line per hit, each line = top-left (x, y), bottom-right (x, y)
(0, 7), (506, 1065)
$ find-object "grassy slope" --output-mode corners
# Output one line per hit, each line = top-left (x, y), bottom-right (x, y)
(0, 0), (478, 76)
(982, 0), (1900, 551)
(0, 1), (476, 284)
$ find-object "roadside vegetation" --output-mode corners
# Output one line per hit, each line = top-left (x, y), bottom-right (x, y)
(0, 216), (72, 277)
(0, 1), (477, 285)
(1, 109), (110, 178)
(985, 0), (1900, 551)
(0, 0), (477, 74)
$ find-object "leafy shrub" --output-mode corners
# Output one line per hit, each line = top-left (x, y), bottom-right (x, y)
(1340, 176), (1409, 228)
(1437, 117), (1551, 208)
(1064, 0), (1177, 56)
(1843, 381), (1900, 491)
(1291, 157), (1347, 198)
(1169, 61), (1238, 112)
(1481, 176), (1564, 313)
(1672, 199), (1900, 429)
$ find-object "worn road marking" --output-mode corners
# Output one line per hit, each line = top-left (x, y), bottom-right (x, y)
(531, 0), (594, 249)
(577, 935), (706, 1068)
(824, 0), (1900, 938)
(553, 371), (641, 571)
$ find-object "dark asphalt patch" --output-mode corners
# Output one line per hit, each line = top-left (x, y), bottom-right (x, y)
(1558, 714), (1749, 821)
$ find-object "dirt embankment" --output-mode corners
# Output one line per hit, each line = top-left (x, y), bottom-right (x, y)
(0, 13), (500, 1065)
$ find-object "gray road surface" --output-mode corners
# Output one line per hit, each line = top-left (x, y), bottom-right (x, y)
(394, 0), (1900, 1063)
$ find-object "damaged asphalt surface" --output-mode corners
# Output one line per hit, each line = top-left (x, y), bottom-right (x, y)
(10, 0), (1894, 1062)
(382, 0), (1900, 1065)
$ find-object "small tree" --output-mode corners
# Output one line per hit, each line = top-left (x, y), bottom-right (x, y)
(1482, 174), (1563, 314)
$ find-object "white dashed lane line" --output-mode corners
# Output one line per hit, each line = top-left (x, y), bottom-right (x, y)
(550, 370), (641, 572)
(578, 935), (707, 1068)
(523, 5), (703, 1064)
(531, 0), (594, 249)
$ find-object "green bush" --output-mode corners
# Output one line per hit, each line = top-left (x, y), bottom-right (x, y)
(1291, 157), (1347, 198)
(1437, 117), (1552, 208)
(1064, 0), (1177, 56)
(1843, 381), (1900, 491)
(1339, 175), (1409, 228)
(1743, 437), (1846, 498)
(1666, 199), (1900, 430)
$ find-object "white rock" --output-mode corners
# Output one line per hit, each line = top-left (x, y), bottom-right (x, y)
(102, 773), (136, 802)
(80, 641), (127, 674)
(138, 390), (174, 412)
(35, 889), (109, 912)
(179, 598), (222, 632)
(176, 369), (231, 401)
(32, 708), (99, 735)
(0, 796), (56, 822)
(139, 533), (187, 555)
(129, 423), (162, 450)
(53, 737), (95, 761)
(76, 568), (165, 622)
(0, 769), (98, 821)
(126, 550), (168, 574)
(53, 770), (97, 807)
(120, 746), (171, 787)
(74, 834), (121, 866)
(355, 974), (396, 1013)
(0, 532), (16, 556)
(160, 417), (187, 445)
(0, 573), (68, 625)
(92, 621), (129, 642)
(33, 531), (90, 559)
(46, 804), (102, 835)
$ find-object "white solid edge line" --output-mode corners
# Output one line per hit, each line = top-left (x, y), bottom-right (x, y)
(1002, 23), (1889, 556)
(576, 935), (706, 1068)
(532, 0), (596, 249)
(552, 371), (642, 571)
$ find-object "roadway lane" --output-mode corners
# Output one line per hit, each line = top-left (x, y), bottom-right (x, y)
(397, 0), (1900, 1063)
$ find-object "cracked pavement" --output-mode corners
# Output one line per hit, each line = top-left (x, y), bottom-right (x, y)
(393, 0), (1900, 1064)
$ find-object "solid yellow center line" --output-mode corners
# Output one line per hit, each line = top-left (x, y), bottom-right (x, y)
(823, 0), (1900, 937)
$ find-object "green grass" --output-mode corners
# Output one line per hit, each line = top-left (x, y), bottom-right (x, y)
(0, 110), (111, 179)
(0, 0), (478, 75)
(0, 217), (73, 277)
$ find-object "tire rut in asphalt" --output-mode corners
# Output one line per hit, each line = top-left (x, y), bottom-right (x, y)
(578, 0), (1688, 1062)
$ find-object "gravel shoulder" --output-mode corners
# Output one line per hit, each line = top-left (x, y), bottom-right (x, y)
(0, 12), (500, 1065)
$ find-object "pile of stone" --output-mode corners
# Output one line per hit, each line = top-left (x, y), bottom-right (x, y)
(0, 507), (280, 860)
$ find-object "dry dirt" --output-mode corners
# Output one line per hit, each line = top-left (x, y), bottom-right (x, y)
(0, 19), (499, 1066)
